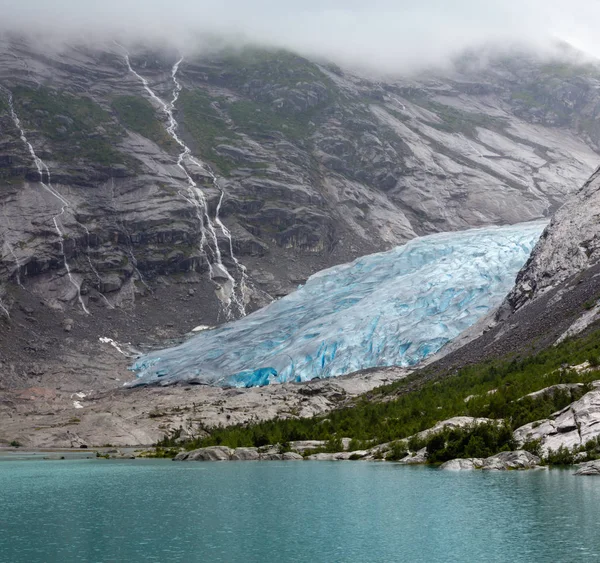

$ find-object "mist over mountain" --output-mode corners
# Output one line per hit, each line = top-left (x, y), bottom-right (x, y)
(3, 0), (600, 73)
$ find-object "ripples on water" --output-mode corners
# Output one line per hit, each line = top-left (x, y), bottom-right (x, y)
(0, 460), (598, 562)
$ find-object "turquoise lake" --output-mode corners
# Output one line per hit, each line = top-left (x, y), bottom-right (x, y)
(1, 460), (599, 562)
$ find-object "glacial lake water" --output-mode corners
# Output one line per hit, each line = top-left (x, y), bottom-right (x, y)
(1, 459), (599, 562)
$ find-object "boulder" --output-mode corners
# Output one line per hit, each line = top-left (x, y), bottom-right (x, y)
(574, 460), (600, 475)
(439, 458), (484, 470)
(440, 450), (541, 471)
(174, 446), (304, 461)
(397, 447), (428, 465)
(183, 446), (233, 461)
(230, 447), (260, 461)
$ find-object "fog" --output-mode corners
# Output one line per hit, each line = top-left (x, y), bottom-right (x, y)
(2, 0), (600, 72)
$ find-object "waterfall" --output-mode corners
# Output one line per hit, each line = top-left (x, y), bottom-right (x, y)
(117, 45), (247, 319)
(4, 88), (89, 314)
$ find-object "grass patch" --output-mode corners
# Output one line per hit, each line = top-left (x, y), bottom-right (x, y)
(228, 99), (314, 141)
(176, 89), (236, 175)
(419, 101), (505, 136)
(212, 47), (332, 89)
(12, 85), (128, 167)
(111, 95), (176, 151)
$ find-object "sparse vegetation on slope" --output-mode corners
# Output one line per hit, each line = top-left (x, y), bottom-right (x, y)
(111, 95), (176, 151)
(13, 86), (127, 167)
(162, 327), (600, 455)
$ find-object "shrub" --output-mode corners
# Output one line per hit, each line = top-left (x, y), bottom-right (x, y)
(522, 438), (543, 457)
(324, 436), (343, 453)
(423, 422), (515, 464)
(545, 445), (576, 466)
(386, 441), (409, 461)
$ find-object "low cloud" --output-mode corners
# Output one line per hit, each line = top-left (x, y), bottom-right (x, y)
(2, 0), (600, 72)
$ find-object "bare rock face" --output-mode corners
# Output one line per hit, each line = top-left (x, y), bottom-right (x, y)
(574, 460), (600, 475)
(506, 168), (600, 313)
(514, 384), (600, 455)
(412, 416), (500, 441)
(1, 37), (599, 328)
(440, 450), (541, 470)
(174, 446), (302, 461)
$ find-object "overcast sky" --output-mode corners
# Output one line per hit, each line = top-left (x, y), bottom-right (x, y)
(2, 0), (600, 72)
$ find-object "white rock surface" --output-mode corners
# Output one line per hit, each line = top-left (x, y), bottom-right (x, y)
(413, 416), (501, 441)
(514, 385), (600, 454)
(440, 451), (541, 471)
(506, 167), (600, 314)
(174, 446), (303, 461)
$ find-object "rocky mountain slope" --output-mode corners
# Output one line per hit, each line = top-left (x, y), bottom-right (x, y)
(421, 158), (600, 376)
(4, 35), (600, 446)
(1, 37), (599, 328)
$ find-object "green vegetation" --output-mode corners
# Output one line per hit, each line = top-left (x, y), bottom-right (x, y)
(228, 99), (314, 141)
(177, 89), (236, 175)
(12, 85), (127, 166)
(420, 101), (505, 136)
(111, 95), (176, 151)
(511, 90), (542, 108)
(539, 61), (600, 80)
(213, 47), (331, 89)
(9, 440), (22, 448)
(405, 422), (515, 463)
(200, 47), (335, 144)
(161, 327), (600, 461)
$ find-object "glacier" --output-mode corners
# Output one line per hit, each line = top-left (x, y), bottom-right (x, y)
(130, 221), (546, 387)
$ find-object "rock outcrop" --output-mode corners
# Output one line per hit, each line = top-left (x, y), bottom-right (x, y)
(574, 460), (600, 475)
(173, 446), (303, 461)
(440, 450), (541, 470)
(514, 383), (600, 454)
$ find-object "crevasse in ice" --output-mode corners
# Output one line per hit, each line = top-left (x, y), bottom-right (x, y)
(130, 221), (545, 387)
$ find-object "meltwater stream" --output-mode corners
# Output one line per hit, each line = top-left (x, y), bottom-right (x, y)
(131, 221), (546, 387)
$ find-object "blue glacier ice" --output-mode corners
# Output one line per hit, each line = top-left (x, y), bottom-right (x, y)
(130, 221), (546, 387)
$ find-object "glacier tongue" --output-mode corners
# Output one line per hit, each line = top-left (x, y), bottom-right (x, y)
(130, 221), (546, 387)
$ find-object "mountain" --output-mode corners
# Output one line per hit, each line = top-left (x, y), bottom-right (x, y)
(1, 37), (599, 325)
(3, 34), (600, 446)
(150, 163), (600, 460)
(424, 164), (600, 374)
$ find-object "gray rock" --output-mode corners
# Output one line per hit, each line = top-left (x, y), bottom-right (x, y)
(412, 416), (501, 441)
(574, 460), (600, 475)
(182, 446), (233, 461)
(281, 452), (303, 460)
(229, 447), (260, 461)
(397, 447), (428, 465)
(439, 458), (485, 470)
(440, 450), (541, 471)
(514, 385), (600, 455)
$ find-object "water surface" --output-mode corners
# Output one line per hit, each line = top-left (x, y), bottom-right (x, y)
(0, 460), (597, 562)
